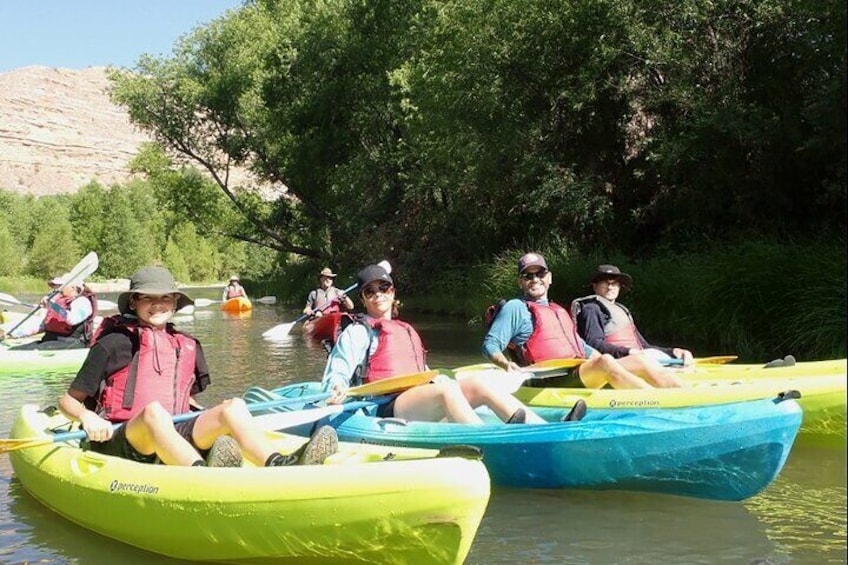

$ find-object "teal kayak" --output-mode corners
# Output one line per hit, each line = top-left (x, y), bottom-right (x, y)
(248, 382), (802, 501)
(0, 345), (88, 375)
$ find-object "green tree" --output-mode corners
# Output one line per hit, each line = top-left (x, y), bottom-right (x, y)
(98, 187), (156, 277)
(162, 238), (191, 283)
(27, 218), (81, 278)
(69, 181), (108, 257)
(0, 221), (23, 276)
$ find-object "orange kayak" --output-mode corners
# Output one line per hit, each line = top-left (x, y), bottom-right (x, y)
(221, 296), (252, 312)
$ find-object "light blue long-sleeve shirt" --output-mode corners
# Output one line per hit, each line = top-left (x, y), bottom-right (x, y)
(321, 320), (378, 393)
(481, 297), (595, 360)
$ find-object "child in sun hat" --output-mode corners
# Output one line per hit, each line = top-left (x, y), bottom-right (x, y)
(58, 265), (337, 467)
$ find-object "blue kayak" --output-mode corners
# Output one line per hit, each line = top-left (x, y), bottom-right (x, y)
(246, 382), (802, 501)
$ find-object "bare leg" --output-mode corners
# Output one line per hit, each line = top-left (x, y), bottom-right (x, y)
(458, 377), (546, 423)
(393, 381), (485, 424)
(124, 402), (202, 466)
(617, 355), (686, 387)
(192, 398), (276, 466)
(578, 354), (653, 389)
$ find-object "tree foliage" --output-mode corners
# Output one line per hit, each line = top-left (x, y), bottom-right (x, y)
(108, 0), (845, 290)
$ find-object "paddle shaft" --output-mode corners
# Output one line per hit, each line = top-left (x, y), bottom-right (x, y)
(6, 252), (99, 337)
(44, 391), (334, 445)
(253, 397), (391, 430)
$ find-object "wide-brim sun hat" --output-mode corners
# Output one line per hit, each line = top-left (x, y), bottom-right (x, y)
(318, 267), (337, 278)
(117, 266), (194, 315)
(591, 264), (633, 289)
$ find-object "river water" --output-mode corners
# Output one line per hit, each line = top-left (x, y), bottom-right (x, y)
(0, 290), (845, 564)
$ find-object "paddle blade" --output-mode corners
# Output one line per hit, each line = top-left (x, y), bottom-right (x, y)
(348, 370), (438, 397)
(0, 437), (54, 454)
(193, 298), (218, 308)
(0, 293), (22, 305)
(262, 322), (297, 339)
(97, 299), (118, 311)
(695, 355), (739, 365)
(525, 358), (586, 372)
(256, 296), (277, 305)
(61, 251), (99, 289)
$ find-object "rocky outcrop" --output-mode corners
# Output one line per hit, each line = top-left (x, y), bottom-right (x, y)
(0, 66), (150, 195)
(0, 65), (264, 197)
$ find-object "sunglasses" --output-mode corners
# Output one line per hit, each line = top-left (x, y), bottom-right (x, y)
(362, 281), (393, 299)
(520, 269), (548, 281)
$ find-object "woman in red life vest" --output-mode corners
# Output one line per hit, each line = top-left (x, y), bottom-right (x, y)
(221, 275), (248, 301)
(572, 265), (693, 366)
(322, 263), (585, 423)
(58, 266), (337, 467)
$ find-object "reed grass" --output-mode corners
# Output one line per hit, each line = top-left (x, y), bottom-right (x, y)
(407, 240), (847, 361)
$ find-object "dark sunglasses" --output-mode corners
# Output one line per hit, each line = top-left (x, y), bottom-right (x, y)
(362, 281), (393, 299)
(520, 269), (548, 281)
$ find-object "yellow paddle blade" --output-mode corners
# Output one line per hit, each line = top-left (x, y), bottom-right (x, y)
(525, 358), (586, 372)
(0, 437), (54, 455)
(452, 363), (498, 373)
(348, 370), (439, 397)
(695, 355), (739, 365)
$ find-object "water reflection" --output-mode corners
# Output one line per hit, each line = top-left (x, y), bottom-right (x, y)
(467, 488), (779, 565)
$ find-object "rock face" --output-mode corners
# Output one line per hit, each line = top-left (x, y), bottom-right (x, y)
(0, 66), (150, 196)
(0, 65), (265, 197)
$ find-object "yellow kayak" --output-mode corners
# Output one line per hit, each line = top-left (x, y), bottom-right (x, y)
(454, 365), (845, 440)
(679, 358), (846, 380)
(10, 404), (490, 563)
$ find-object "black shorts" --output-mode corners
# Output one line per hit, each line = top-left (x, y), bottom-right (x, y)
(87, 418), (202, 463)
(375, 397), (396, 418)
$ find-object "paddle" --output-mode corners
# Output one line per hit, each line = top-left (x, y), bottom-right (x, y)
(0, 391), (333, 455)
(252, 398), (391, 431)
(453, 358), (586, 394)
(662, 355), (739, 367)
(257, 296), (277, 305)
(0, 371), (433, 454)
(4, 252), (99, 340)
(262, 260), (391, 340)
(0, 293), (32, 308)
(97, 299), (118, 311)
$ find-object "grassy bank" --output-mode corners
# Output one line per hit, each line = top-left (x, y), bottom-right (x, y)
(406, 240), (847, 362)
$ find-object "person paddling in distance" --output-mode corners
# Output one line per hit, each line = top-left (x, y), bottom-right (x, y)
(572, 264), (694, 366)
(324, 263), (585, 423)
(221, 275), (248, 302)
(57, 265), (338, 468)
(482, 253), (685, 389)
(303, 267), (354, 319)
(0, 275), (98, 350)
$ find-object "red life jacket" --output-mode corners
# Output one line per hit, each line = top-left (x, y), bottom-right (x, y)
(519, 301), (585, 364)
(360, 317), (427, 383)
(42, 289), (98, 343)
(96, 316), (197, 422)
(226, 284), (245, 299)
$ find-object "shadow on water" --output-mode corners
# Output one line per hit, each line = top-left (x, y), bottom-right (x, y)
(466, 488), (780, 565)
